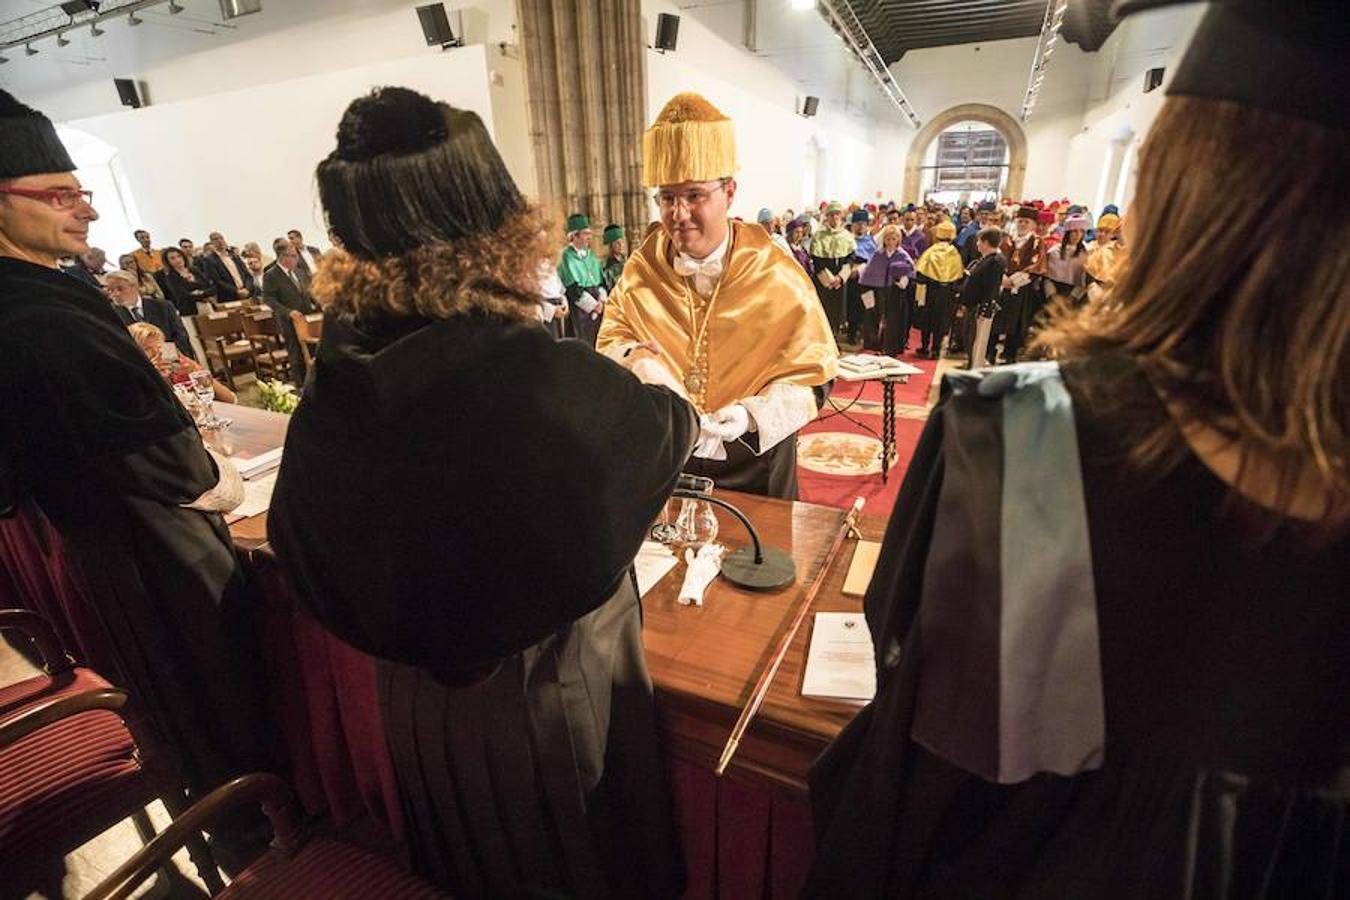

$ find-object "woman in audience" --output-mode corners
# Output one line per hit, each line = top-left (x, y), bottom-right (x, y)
(127, 321), (236, 403)
(159, 245), (214, 316)
(787, 216), (814, 276)
(118, 250), (165, 300)
(807, 1), (1348, 895)
(1044, 212), (1090, 310)
(859, 224), (914, 354)
(268, 86), (696, 899)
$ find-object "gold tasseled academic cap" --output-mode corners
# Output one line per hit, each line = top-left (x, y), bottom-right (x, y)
(642, 92), (737, 188)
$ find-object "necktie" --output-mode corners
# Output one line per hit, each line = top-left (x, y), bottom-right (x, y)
(131, 306), (143, 322)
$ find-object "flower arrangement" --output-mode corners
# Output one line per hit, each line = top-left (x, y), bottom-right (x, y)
(257, 379), (301, 415)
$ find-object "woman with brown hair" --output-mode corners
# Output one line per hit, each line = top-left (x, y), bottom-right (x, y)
(806, 1), (1347, 896)
(268, 87), (696, 899)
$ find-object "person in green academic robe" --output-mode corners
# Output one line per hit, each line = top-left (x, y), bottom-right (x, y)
(558, 213), (606, 347)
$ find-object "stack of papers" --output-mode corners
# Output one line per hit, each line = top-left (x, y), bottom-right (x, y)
(801, 612), (876, 702)
(836, 355), (923, 381)
(233, 446), (283, 480)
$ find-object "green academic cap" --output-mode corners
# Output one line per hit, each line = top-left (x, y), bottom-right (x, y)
(565, 213), (591, 234)
(602, 224), (624, 244)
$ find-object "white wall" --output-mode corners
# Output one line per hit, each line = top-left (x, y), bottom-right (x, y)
(64, 48), (495, 258)
(642, 0), (912, 218)
(1063, 4), (1206, 210)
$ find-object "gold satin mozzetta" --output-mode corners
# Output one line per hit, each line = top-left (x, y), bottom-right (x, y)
(599, 221), (837, 413)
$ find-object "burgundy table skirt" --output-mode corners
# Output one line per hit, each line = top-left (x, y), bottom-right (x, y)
(2, 508), (816, 898)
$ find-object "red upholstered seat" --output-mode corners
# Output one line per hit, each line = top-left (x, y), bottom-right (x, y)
(0, 709), (144, 865)
(221, 836), (451, 899)
(0, 665), (111, 718)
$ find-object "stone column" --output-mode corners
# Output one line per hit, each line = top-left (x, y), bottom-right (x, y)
(518, 0), (649, 244)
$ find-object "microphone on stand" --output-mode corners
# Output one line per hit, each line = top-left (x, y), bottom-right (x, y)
(670, 485), (796, 591)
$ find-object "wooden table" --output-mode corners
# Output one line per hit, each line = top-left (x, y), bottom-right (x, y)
(213, 402), (885, 793)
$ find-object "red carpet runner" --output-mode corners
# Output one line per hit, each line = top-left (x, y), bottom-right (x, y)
(797, 337), (939, 519)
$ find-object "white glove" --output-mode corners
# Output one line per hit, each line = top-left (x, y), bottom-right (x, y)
(898, 275), (910, 290)
(708, 404), (750, 442)
(678, 543), (726, 606)
(693, 413), (728, 460)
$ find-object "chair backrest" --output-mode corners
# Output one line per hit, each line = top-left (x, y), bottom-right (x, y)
(194, 310), (246, 343)
(242, 311), (280, 339)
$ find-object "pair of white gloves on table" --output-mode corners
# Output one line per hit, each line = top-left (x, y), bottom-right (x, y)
(693, 404), (752, 461)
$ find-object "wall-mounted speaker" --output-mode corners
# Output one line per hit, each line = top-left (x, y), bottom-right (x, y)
(1143, 66), (1164, 93)
(417, 3), (461, 48)
(655, 13), (679, 52)
(114, 78), (142, 109)
(802, 96), (819, 117)
(59, 1), (100, 14)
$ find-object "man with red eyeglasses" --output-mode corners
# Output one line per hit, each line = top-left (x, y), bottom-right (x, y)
(0, 90), (274, 838)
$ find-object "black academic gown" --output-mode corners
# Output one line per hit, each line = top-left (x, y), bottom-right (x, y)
(0, 258), (275, 795)
(268, 310), (698, 899)
(805, 356), (1350, 899)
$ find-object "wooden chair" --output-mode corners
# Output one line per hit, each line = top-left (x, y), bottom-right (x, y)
(87, 773), (450, 900)
(241, 311), (292, 383)
(288, 310), (323, 371)
(194, 310), (257, 392)
(0, 683), (225, 897)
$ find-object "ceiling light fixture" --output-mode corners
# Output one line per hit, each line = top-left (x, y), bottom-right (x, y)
(90, 22), (105, 36)
(25, 43), (38, 56)
(817, 0), (920, 127)
(127, 12), (143, 25)
(168, 0), (185, 11)
(0, 55), (8, 64)
(57, 32), (71, 46)
(1021, 0), (1067, 120)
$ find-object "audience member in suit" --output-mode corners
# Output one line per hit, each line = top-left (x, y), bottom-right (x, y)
(201, 231), (255, 302)
(158, 245), (216, 316)
(287, 228), (322, 275)
(262, 237), (318, 383)
(105, 268), (196, 360)
(60, 246), (108, 288)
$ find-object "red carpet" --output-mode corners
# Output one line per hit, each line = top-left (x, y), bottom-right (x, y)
(797, 334), (939, 520)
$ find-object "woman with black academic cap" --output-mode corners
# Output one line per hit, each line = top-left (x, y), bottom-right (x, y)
(806, 1), (1349, 896)
(267, 87), (697, 899)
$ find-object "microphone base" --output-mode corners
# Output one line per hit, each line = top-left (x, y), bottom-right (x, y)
(720, 546), (796, 591)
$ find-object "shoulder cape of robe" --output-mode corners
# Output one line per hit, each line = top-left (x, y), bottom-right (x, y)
(0, 257), (273, 792)
(558, 245), (603, 289)
(597, 220), (837, 413)
(268, 311), (698, 678)
(916, 241), (965, 283)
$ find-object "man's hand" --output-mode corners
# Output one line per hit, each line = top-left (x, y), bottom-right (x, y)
(706, 404), (750, 442)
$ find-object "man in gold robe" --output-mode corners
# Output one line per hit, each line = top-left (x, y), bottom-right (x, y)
(598, 92), (837, 499)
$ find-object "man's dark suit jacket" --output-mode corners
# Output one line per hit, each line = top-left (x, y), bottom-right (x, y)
(114, 295), (196, 361)
(294, 244), (323, 276)
(262, 264), (318, 383)
(200, 250), (257, 302)
(60, 262), (105, 289)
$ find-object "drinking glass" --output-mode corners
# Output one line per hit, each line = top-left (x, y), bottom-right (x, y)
(189, 370), (230, 429)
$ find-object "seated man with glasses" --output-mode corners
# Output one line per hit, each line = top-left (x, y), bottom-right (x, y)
(0, 90), (274, 831)
(598, 92), (837, 499)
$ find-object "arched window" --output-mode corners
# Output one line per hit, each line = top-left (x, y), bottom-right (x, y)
(918, 121), (1009, 204)
(56, 127), (143, 255)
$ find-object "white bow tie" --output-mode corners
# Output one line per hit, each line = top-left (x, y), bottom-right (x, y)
(673, 254), (724, 280)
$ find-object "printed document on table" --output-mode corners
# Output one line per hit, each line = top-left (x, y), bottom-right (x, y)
(802, 612), (876, 702)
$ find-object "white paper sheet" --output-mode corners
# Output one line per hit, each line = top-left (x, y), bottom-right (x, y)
(861, 290), (876, 310)
(634, 540), (679, 598)
(224, 471), (277, 524)
(801, 612), (876, 702)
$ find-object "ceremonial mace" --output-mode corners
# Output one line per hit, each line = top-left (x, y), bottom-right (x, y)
(714, 496), (866, 776)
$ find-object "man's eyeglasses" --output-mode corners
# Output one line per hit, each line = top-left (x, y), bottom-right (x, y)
(654, 181), (728, 212)
(0, 187), (94, 210)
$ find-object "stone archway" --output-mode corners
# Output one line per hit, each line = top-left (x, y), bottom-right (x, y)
(903, 103), (1028, 202)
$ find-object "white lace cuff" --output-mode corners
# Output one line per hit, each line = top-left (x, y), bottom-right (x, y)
(739, 383), (817, 455)
(185, 448), (244, 513)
